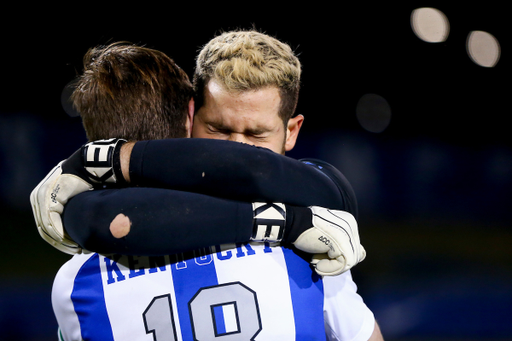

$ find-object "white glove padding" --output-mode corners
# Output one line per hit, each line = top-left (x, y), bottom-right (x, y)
(30, 138), (126, 254)
(30, 161), (92, 254)
(292, 206), (366, 276)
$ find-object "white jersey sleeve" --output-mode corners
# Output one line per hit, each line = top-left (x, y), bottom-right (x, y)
(52, 252), (94, 341)
(324, 271), (376, 341)
(52, 244), (374, 341)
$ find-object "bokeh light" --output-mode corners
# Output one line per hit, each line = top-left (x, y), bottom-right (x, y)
(61, 80), (80, 117)
(411, 7), (450, 43)
(356, 93), (392, 133)
(466, 31), (501, 67)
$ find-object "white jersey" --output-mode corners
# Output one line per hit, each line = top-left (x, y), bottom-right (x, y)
(53, 243), (374, 341)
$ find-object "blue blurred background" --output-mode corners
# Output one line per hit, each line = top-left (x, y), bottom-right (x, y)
(1, 4), (510, 340)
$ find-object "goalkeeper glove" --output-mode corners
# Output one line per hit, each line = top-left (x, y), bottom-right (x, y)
(30, 138), (126, 254)
(291, 206), (366, 276)
(250, 203), (366, 276)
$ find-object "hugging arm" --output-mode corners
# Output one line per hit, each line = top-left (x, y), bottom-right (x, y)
(63, 187), (364, 275)
(128, 138), (357, 215)
(33, 138), (364, 274)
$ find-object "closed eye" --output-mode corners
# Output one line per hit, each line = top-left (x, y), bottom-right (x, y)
(206, 124), (230, 135)
(248, 132), (270, 140)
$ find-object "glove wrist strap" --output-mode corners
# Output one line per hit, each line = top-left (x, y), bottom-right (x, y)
(82, 138), (127, 185)
(283, 205), (314, 244)
(112, 139), (127, 186)
(250, 203), (286, 243)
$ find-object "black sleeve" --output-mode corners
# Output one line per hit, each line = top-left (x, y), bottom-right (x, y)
(63, 188), (311, 255)
(129, 139), (349, 210)
(63, 138), (357, 255)
(64, 188), (252, 255)
(297, 158), (358, 219)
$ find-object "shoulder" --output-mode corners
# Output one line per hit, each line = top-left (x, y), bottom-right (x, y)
(53, 252), (100, 291)
(298, 158), (358, 218)
(52, 253), (99, 341)
(323, 271), (376, 341)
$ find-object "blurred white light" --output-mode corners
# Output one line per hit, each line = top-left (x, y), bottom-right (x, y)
(466, 31), (501, 67)
(411, 7), (450, 43)
(356, 94), (392, 133)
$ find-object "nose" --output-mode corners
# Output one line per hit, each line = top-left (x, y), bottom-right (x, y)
(228, 133), (250, 144)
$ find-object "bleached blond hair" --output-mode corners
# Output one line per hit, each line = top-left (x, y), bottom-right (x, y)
(194, 30), (301, 123)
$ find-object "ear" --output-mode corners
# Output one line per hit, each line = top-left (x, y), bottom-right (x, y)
(284, 114), (304, 152)
(185, 98), (195, 138)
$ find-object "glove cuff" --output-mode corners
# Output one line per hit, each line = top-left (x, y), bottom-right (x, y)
(282, 205), (313, 244)
(82, 138), (127, 185)
(250, 203), (286, 243)
(112, 139), (127, 186)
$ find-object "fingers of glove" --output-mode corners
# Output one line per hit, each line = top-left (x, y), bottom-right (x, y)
(359, 245), (367, 263)
(43, 173), (93, 229)
(47, 210), (65, 240)
(310, 253), (328, 265)
(310, 207), (360, 264)
(43, 174), (93, 241)
(54, 174), (94, 205)
(30, 162), (84, 255)
(30, 187), (43, 231)
(292, 229), (331, 254)
(313, 256), (347, 276)
(30, 162), (64, 231)
(335, 244), (366, 271)
(37, 226), (81, 255)
(34, 170), (91, 243)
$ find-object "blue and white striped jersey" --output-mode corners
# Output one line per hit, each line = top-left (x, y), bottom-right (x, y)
(53, 243), (374, 341)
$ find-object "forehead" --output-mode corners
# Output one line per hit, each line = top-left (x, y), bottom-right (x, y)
(201, 80), (283, 129)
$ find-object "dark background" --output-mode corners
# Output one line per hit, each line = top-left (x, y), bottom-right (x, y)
(1, 4), (510, 340)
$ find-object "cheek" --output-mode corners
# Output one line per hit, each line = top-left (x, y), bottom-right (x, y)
(262, 133), (287, 154)
(191, 120), (208, 138)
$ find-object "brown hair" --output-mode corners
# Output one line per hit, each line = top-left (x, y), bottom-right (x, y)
(193, 30), (301, 124)
(72, 42), (194, 141)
